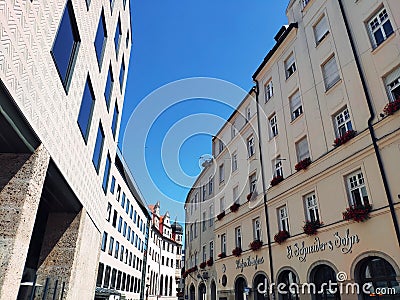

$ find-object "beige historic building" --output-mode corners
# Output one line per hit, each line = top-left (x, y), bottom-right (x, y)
(0, 0), (132, 299)
(186, 1), (400, 300)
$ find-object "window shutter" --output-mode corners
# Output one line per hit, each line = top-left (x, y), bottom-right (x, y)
(314, 16), (328, 43)
(297, 138), (309, 161)
(290, 91), (301, 111)
(285, 54), (295, 69)
(323, 56), (339, 89)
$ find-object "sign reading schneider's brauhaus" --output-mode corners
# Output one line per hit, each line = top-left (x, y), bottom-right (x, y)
(286, 228), (360, 262)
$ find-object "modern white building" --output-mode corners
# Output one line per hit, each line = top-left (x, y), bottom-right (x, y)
(0, 0), (131, 299)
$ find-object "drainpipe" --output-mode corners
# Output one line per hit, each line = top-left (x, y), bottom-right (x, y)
(253, 82), (276, 299)
(338, 0), (400, 247)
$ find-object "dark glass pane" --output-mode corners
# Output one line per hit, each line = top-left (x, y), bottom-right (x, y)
(114, 18), (122, 56)
(119, 59), (125, 91)
(92, 124), (104, 172)
(374, 30), (384, 46)
(52, 2), (78, 84)
(112, 104), (119, 137)
(102, 154), (111, 192)
(95, 11), (107, 66)
(77, 78), (94, 141)
(104, 67), (113, 108)
(383, 21), (394, 38)
(110, 176), (115, 193)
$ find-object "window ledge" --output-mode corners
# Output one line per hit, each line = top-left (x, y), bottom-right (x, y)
(285, 71), (297, 82)
(324, 78), (342, 95)
(315, 31), (330, 49)
(371, 33), (396, 55)
(247, 154), (256, 161)
(290, 113), (304, 125)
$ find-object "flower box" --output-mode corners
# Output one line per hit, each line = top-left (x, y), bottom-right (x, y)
(218, 252), (226, 259)
(206, 258), (213, 267)
(303, 220), (323, 236)
(249, 239), (263, 251)
(232, 247), (242, 257)
(230, 203), (240, 212)
(217, 211), (225, 221)
(343, 204), (372, 222)
(295, 157), (311, 171)
(333, 130), (356, 147)
(199, 262), (207, 269)
(270, 175), (284, 187)
(274, 230), (290, 244)
(383, 98), (400, 116)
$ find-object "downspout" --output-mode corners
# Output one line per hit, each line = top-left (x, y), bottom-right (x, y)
(254, 81), (276, 299)
(338, 0), (400, 246)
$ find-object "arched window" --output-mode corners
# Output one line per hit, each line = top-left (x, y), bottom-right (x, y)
(253, 273), (268, 300)
(160, 275), (164, 296)
(169, 276), (173, 296)
(310, 264), (340, 300)
(277, 270), (299, 300)
(190, 284), (196, 300)
(357, 256), (399, 299)
(198, 283), (206, 300)
(211, 280), (217, 300)
(235, 277), (247, 300)
(165, 275), (168, 296)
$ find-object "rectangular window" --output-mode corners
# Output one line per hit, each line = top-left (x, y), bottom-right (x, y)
(235, 227), (242, 248)
(367, 7), (394, 48)
(231, 122), (237, 138)
(314, 15), (329, 44)
(220, 197), (225, 212)
(232, 152), (238, 172)
(249, 174), (257, 193)
(104, 65), (114, 110)
(334, 107), (353, 138)
(285, 53), (296, 79)
(274, 156), (283, 177)
(202, 185), (206, 200)
(247, 136), (255, 157)
(202, 245), (207, 262)
(125, 199), (130, 214)
(304, 192), (319, 222)
(208, 176), (214, 194)
(110, 176), (115, 194)
(265, 80), (273, 101)
(112, 210), (117, 227)
(114, 17), (122, 57)
(121, 192), (126, 209)
(119, 57), (125, 92)
(302, 0), (310, 9)
(123, 221), (127, 237)
(322, 55), (340, 90)
(106, 203), (112, 222)
(218, 140), (224, 154)
(289, 91), (303, 121)
(108, 236), (114, 255)
(278, 206), (289, 232)
(51, 0), (80, 90)
(94, 9), (107, 68)
(77, 76), (95, 142)
(101, 232), (108, 251)
(347, 170), (369, 206)
(269, 113), (278, 138)
(233, 185), (239, 203)
(296, 137), (310, 162)
(219, 164), (224, 183)
(209, 205), (214, 227)
(246, 106), (251, 122)
(120, 245), (124, 261)
(92, 123), (104, 173)
(209, 241), (214, 259)
(253, 218), (261, 241)
(114, 241), (119, 258)
(385, 67), (400, 101)
(111, 103), (119, 138)
(116, 185), (121, 202)
(221, 233), (226, 254)
(202, 211), (207, 232)
(102, 153), (111, 193)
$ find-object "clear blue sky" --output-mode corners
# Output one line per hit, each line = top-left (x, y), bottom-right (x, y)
(119, 1), (289, 224)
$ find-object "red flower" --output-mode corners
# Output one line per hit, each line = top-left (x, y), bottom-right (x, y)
(230, 203), (240, 212)
(274, 230), (290, 244)
(232, 247), (242, 257)
(199, 262), (207, 269)
(343, 204), (372, 222)
(249, 239), (263, 251)
(206, 258), (213, 266)
(218, 252), (226, 259)
(303, 220), (323, 236)
(295, 157), (311, 171)
(333, 130), (356, 147)
(217, 211), (225, 220)
(383, 98), (400, 116)
(270, 175), (284, 187)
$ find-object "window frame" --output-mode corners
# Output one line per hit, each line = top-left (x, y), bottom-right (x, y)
(235, 226), (242, 248)
(289, 90), (303, 121)
(322, 55), (341, 91)
(232, 152), (238, 172)
(92, 123), (105, 173)
(77, 75), (95, 143)
(221, 233), (226, 254)
(253, 218), (261, 241)
(278, 205), (289, 232)
(247, 135), (255, 157)
(334, 107), (353, 138)
(265, 80), (274, 102)
(269, 113), (278, 139)
(304, 192), (320, 222)
(285, 53), (297, 79)
(346, 170), (370, 207)
(295, 136), (310, 162)
(313, 14), (329, 45)
(367, 7), (394, 49)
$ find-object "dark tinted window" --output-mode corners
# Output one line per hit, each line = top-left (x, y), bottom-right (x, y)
(77, 76), (95, 142)
(92, 123), (104, 172)
(104, 65), (114, 109)
(102, 153), (111, 192)
(94, 10), (107, 68)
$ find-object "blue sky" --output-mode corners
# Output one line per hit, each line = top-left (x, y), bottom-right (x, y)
(119, 1), (288, 224)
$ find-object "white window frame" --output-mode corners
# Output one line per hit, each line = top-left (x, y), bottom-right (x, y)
(202, 211), (206, 232)
(302, 0), (311, 9)
(209, 204), (214, 227)
(220, 197), (225, 212)
(289, 90), (303, 121)
(334, 107), (353, 138)
(304, 192), (319, 222)
(233, 185), (239, 203)
(202, 245), (207, 262)
(208, 176), (213, 194)
(269, 113), (278, 138)
(209, 241), (214, 259)
(322, 55), (340, 90)
(253, 218), (261, 241)
(232, 152), (238, 172)
(219, 164), (224, 184)
(249, 173), (257, 193)
(285, 53), (297, 79)
(314, 15), (329, 44)
(296, 136), (310, 162)
(235, 227), (242, 248)
(265, 80), (274, 101)
(221, 233), (226, 253)
(367, 7), (394, 49)
(274, 156), (283, 177)
(346, 170), (370, 207)
(218, 140), (224, 154)
(247, 136), (255, 157)
(278, 205), (289, 232)
(385, 66), (400, 102)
